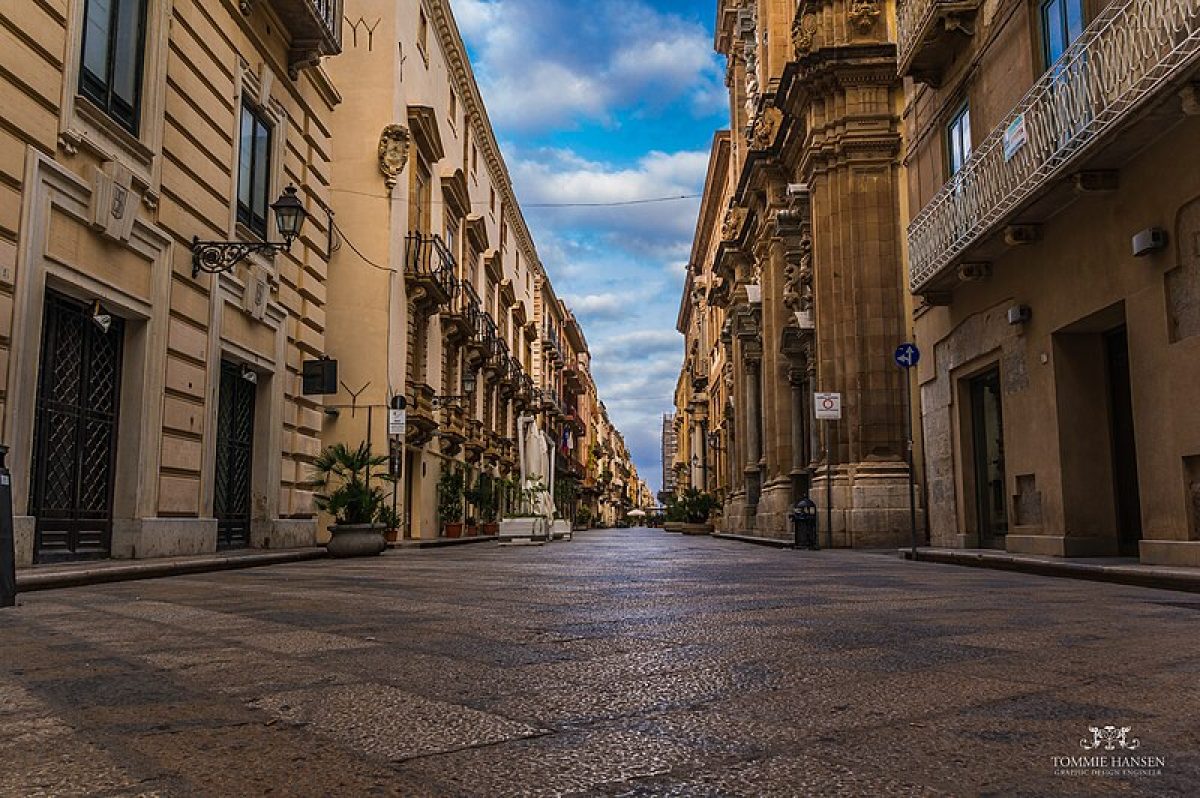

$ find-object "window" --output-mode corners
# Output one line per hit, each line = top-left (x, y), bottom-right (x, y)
(946, 104), (971, 177)
(1041, 0), (1084, 68)
(471, 144), (478, 175)
(237, 102), (273, 239)
(489, 188), (495, 214)
(449, 88), (457, 124)
(445, 213), (458, 262)
(417, 10), (429, 63)
(79, 0), (148, 134)
(410, 160), (431, 233)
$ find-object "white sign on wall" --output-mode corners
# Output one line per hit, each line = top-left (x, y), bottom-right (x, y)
(388, 408), (407, 437)
(814, 392), (842, 421)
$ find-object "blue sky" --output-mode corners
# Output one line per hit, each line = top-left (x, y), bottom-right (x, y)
(452, 0), (728, 495)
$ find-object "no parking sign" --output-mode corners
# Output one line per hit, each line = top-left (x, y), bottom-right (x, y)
(814, 392), (842, 421)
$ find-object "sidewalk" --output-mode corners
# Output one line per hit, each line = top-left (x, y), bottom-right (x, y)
(14, 548), (327, 594)
(905, 547), (1200, 594)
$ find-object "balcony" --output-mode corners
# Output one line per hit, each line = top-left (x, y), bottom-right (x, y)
(405, 381), (438, 448)
(908, 0), (1200, 294)
(896, 0), (980, 86)
(246, 0), (344, 77)
(464, 420), (486, 464)
(439, 404), (467, 457)
(405, 233), (457, 313)
(442, 278), (477, 343)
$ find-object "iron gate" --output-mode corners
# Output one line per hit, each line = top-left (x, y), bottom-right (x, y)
(30, 291), (124, 562)
(214, 361), (255, 550)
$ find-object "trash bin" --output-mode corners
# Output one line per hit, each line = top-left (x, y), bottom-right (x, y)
(789, 497), (818, 551)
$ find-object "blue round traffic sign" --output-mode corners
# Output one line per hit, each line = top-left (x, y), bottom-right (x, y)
(894, 343), (920, 369)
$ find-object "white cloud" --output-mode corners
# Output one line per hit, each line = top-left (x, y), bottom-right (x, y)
(451, 0), (724, 130)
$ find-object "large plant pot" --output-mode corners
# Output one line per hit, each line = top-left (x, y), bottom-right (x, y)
(482, 522), (499, 536)
(678, 522), (713, 536)
(465, 524), (479, 537)
(326, 524), (387, 558)
(444, 522), (463, 539)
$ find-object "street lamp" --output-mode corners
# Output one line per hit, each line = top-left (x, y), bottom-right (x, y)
(191, 185), (309, 277)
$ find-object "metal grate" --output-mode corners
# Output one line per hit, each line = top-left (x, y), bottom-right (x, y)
(215, 361), (256, 550)
(30, 291), (124, 561)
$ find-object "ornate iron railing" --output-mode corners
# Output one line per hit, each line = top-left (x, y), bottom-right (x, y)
(908, 0), (1200, 291)
(896, 0), (976, 74)
(405, 233), (459, 300)
(461, 281), (482, 331)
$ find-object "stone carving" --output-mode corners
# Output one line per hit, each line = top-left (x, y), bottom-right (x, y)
(88, 161), (138, 244)
(848, 1), (881, 33)
(737, 6), (760, 124)
(378, 124), (411, 190)
(749, 107), (782, 151)
(721, 206), (748, 241)
(792, 11), (817, 56)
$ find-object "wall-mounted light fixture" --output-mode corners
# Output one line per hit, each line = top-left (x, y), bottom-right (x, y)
(191, 185), (308, 277)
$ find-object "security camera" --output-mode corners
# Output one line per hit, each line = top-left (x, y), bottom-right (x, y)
(240, 367), (258, 385)
(91, 312), (112, 334)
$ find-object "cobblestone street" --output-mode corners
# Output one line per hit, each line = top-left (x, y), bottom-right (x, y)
(4, 528), (1198, 796)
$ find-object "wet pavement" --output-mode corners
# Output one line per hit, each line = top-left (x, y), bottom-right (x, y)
(3, 527), (1198, 796)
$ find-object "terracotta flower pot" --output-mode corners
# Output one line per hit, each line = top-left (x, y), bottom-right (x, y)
(444, 522), (463, 539)
(482, 522), (499, 536)
(465, 524), (479, 537)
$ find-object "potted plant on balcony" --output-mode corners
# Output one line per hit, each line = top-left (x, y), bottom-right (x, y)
(438, 465), (465, 538)
(313, 442), (390, 558)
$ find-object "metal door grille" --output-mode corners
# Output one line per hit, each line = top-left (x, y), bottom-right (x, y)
(30, 291), (124, 562)
(215, 361), (255, 550)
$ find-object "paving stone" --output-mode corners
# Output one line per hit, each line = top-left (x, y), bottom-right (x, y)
(3, 528), (1196, 794)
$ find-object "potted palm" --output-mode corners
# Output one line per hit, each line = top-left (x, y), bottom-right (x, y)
(313, 442), (390, 557)
(438, 465), (465, 538)
(663, 488), (720, 535)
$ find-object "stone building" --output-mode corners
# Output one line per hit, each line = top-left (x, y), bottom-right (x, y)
(323, 0), (634, 540)
(901, 0), (1200, 565)
(675, 131), (734, 508)
(3, 0), (342, 565)
(661, 412), (678, 499)
(677, 0), (920, 544)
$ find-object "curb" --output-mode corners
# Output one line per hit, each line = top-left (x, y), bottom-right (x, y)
(389, 534), (499, 550)
(904, 549), (1200, 594)
(711, 532), (794, 549)
(15, 548), (328, 594)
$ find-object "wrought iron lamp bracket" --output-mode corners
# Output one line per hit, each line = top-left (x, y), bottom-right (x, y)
(191, 237), (292, 278)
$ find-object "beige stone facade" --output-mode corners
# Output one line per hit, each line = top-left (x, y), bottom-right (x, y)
(676, 1), (922, 545)
(902, 0), (1200, 565)
(3, 0), (341, 566)
(323, 0), (638, 539)
(2, 0), (639, 564)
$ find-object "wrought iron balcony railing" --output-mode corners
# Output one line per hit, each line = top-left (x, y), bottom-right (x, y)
(248, 0), (343, 74)
(404, 233), (458, 306)
(461, 281), (482, 331)
(896, 0), (980, 83)
(908, 0), (1200, 293)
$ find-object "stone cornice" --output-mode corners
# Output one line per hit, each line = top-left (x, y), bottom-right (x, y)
(428, 0), (545, 281)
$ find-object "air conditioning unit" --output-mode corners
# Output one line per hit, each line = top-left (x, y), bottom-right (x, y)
(1132, 227), (1168, 257)
(957, 262), (992, 282)
(1007, 304), (1033, 326)
(1004, 225), (1041, 246)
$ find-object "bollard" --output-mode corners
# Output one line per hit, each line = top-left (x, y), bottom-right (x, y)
(789, 497), (819, 551)
(0, 445), (16, 608)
